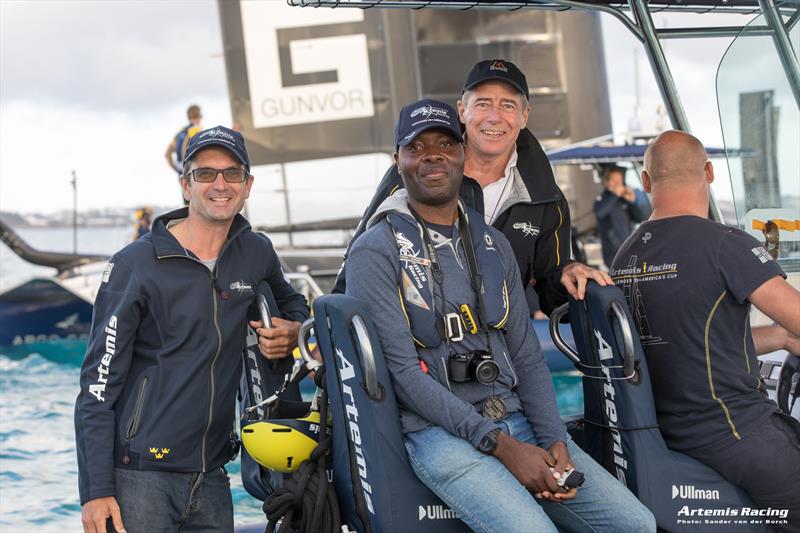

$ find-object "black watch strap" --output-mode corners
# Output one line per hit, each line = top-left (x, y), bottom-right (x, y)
(478, 428), (502, 455)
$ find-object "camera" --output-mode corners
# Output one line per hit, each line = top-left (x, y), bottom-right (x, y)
(448, 351), (500, 385)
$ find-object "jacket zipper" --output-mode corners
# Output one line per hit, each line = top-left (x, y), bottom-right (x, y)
(121, 377), (149, 464)
(200, 271), (223, 472)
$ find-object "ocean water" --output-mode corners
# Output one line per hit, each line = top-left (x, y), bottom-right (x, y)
(0, 226), (582, 531)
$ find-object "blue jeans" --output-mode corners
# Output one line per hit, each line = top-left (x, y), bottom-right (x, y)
(404, 412), (655, 533)
(113, 467), (233, 533)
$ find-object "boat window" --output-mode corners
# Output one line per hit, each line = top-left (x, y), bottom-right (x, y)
(716, 9), (799, 273)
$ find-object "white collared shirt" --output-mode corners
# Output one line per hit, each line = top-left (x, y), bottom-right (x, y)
(481, 150), (519, 224)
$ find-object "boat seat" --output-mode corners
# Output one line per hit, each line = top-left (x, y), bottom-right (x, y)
(309, 294), (469, 533)
(549, 282), (764, 533)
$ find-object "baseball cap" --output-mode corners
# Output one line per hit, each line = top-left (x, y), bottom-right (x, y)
(462, 59), (529, 97)
(183, 125), (250, 171)
(394, 99), (464, 147)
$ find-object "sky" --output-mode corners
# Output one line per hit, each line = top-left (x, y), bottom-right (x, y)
(0, 1), (789, 225)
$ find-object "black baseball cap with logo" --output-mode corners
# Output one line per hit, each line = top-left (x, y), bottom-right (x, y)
(183, 125), (251, 172)
(394, 99), (464, 147)
(462, 59), (529, 98)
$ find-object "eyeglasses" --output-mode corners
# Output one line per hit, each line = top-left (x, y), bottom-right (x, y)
(187, 168), (249, 183)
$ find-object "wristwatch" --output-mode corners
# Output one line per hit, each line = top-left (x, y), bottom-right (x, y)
(478, 428), (502, 455)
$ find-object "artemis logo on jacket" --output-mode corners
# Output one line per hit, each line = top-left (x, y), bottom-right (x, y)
(88, 315), (118, 402)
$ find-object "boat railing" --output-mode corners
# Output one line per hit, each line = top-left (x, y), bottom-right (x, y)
(286, 270), (325, 305)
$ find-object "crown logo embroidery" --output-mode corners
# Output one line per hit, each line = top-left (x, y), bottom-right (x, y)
(150, 447), (171, 460)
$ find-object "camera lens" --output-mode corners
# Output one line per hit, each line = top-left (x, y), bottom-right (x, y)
(473, 359), (499, 385)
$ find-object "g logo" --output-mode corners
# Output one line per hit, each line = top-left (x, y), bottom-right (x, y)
(240, 2), (375, 129)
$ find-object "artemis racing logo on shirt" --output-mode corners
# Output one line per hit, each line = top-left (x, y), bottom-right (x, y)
(512, 222), (540, 237)
(88, 315), (118, 402)
(396, 232), (419, 259)
(229, 280), (254, 294)
(751, 246), (773, 263)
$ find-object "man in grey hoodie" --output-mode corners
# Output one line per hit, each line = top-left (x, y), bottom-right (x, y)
(345, 99), (655, 533)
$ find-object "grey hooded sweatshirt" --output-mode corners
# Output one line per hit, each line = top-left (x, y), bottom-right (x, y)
(345, 190), (567, 450)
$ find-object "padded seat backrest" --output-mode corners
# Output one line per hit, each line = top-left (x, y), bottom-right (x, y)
(313, 294), (469, 533)
(564, 283), (762, 533)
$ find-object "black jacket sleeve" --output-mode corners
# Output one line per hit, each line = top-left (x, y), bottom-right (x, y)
(533, 195), (573, 315)
(74, 256), (142, 504)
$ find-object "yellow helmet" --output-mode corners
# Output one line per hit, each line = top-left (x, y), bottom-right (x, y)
(241, 410), (322, 473)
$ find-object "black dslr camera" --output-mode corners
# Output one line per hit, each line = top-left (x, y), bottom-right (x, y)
(448, 350), (500, 385)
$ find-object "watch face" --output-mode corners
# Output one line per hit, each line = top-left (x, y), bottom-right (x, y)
(480, 429), (500, 453)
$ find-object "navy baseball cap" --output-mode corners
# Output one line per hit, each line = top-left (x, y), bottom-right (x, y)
(394, 99), (464, 147)
(183, 125), (250, 171)
(462, 59), (529, 98)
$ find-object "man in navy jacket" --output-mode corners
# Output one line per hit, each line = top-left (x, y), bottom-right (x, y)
(76, 126), (308, 533)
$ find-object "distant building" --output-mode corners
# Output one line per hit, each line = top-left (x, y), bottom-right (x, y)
(740, 90), (781, 211)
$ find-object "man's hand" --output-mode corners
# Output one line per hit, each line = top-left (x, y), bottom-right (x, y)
(620, 187), (636, 202)
(560, 262), (614, 300)
(546, 441), (578, 501)
(250, 317), (301, 359)
(81, 496), (125, 533)
(492, 432), (561, 499)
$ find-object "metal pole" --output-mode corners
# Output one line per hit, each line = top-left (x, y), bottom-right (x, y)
(759, 0), (800, 109)
(628, 0), (691, 133)
(71, 170), (77, 254)
(279, 163), (294, 247)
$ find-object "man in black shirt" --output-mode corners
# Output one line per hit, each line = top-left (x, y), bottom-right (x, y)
(611, 130), (800, 532)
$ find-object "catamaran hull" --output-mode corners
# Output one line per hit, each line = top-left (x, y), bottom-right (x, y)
(0, 278), (94, 347)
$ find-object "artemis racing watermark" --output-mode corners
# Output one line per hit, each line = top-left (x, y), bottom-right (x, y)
(672, 484), (789, 527)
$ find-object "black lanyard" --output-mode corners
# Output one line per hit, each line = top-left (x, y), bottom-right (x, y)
(407, 204), (494, 352)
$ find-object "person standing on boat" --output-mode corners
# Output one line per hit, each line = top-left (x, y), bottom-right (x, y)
(611, 130), (800, 532)
(592, 165), (651, 269)
(75, 126), (309, 533)
(335, 59), (613, 312)
(166, 104), (203, 205)
(132, 206), (153, 241)
(345, 99), (656, 532)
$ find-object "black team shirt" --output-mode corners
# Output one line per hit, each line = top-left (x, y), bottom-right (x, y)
(610, 215), (785, 453)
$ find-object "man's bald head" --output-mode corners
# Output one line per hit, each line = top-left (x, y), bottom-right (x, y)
(644, 130), (709, 186)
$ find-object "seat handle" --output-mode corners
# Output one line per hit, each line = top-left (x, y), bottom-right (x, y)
(610, 300), (636, 379)
(352, 315), (382, 400)
(549, 303), (581, 364)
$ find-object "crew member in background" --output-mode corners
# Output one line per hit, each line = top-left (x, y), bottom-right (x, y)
(335, 59), (611, 313)
(132, 207), (153, 241)
(593, 165), (651, 269)
(76, 126), (308, 533)
(165, 104), (203, 205)
(346, 99), (656, 532)
(611, 130), (800, 532)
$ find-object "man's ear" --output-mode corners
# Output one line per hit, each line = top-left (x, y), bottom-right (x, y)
(642, 170), (652, 193)
(393, 151), (399, 167)
(705, 160), (715, 185)
(456, 98), (466, 124)
(180, 176), (191, 202)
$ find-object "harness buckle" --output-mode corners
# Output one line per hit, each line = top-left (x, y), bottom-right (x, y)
(444, 312), (464, 342)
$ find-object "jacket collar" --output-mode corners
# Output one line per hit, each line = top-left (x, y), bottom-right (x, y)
(151, 207), (251, 258)
(513, 128), (563, 203)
